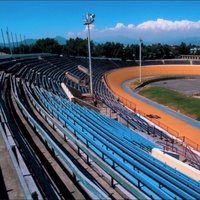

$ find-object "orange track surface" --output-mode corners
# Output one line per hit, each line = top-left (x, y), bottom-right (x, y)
(105, 65), (200, 150)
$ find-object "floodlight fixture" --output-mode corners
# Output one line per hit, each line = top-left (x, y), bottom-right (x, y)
(83, 13), (95, 25)
(139, 37), (143, 82)
(83, 13), (95, 96)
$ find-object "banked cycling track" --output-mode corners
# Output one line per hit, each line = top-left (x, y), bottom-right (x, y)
(105, 65), (200, 151)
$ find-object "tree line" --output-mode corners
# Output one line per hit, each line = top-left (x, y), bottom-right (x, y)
(0, 37), (198, 60)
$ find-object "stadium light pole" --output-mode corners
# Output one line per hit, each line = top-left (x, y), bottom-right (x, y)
(83, 13), (95, 97)
(139, 37), (142, 83)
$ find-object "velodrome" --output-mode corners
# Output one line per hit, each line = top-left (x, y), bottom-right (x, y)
(1, 55), (200, 199)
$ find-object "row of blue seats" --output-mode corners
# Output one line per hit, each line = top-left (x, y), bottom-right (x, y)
(34, 87), (170, 199)
(22, 83), (109, 199)
(49, 92), (157, 151)
(48, 92), (200, 198)
(49, 92), (200, 191)
(33, 86), (199, 198)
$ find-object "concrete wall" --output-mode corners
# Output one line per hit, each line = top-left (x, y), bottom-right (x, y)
(152, 148), (200, 181)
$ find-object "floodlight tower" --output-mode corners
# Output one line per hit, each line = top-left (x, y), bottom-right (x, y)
(139, 37), (143, 82)
(83, 13), (95, 96)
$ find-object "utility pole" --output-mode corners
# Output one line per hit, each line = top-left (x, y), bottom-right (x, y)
(24, 35), (26, 45)
(11, 32), (15, 49)
(6, 27), (12, 56)
(139, 37), (143, 82)
(1, 28), (6, 48)
(15, 33), (19, 48)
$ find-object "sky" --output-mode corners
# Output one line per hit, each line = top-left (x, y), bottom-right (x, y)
(1, 1), (200, 44)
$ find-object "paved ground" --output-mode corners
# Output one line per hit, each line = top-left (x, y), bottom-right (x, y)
(0, 133), (25, 200)
(105, 65), (200, 150)
(150, 79), (200, 96)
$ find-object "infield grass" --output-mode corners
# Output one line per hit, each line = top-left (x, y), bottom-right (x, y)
(139, 86), (200, 121)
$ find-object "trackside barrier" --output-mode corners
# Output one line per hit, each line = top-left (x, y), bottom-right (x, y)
(103, 71), (136, 112)
(138, 110), (179, 138)
(13, 89), (109, 200)
(25, 84), (147, 200)
(117, 95), (136, 111)
(138, 110), (200, 152)
(179, 136), (200, 152)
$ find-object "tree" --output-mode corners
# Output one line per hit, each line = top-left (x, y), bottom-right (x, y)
(5, 35), (196, 59)
(63, 37), (88, 56)
(30, 38), (62, 54)
(177, 42), (190, 55)
(92, 43), (104, 57)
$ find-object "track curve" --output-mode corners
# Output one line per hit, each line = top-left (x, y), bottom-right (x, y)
(105, 65), (200, 147)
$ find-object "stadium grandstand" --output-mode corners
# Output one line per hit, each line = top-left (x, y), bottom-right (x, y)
(0, 53), (200, 199)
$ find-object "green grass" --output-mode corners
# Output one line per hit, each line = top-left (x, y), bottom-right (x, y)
(139, 86), (200, 121)
(128, 75), (183, 90)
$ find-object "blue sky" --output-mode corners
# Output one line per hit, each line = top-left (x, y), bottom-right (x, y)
(1, 1), (200, 44)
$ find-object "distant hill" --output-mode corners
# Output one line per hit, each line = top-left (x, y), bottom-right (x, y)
(168, 37), (200, 45)
(93, 35), (200, 45)
(25, 38), (37, 45)
(0, 36), (67, 47)
(0, 38), (36, 47)
(1, 35), (200, 47)
(93, 35), (138, 45)
(54, 36), (66, 45)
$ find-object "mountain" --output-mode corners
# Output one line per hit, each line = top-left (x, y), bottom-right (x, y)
(93, 35), (200, 46)
(93, 35), (137, 45)
(0, 36), (67, 47)
(25, 38), (37, 45)
(1, 35), (200, 47)
(140, 36), (200, 46)
(0, 38), (36, 47)
(167, 37), (200, 45)
(55, 36), (67, 45)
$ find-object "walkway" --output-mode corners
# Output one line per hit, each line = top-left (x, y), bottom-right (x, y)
(0, 133), (25, 199)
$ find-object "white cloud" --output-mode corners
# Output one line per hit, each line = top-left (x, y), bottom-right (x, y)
(113, 23), (125, 29)
(83, 24), (96, 32)
(136, 18), (200, 31)
(127, 24), (135, 29)
(106, 23), (134, 31)
(66, 19), (200, 44)
(67, 31), (75, 37)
